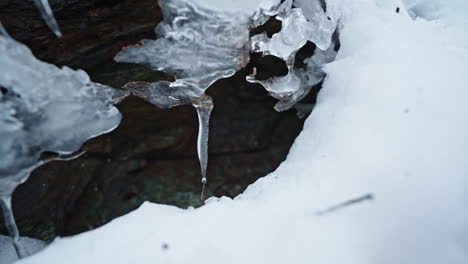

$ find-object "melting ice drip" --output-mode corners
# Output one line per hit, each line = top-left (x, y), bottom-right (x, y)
(0, 26), (129, 257)
(115, 0), (342, 197)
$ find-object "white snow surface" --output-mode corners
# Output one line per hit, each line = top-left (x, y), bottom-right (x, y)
(16, 0), (468, 263)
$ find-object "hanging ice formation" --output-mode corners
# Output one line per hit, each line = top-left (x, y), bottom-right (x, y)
(32, 0), (62, 37)
(115, 0), (256, 197)
(115, 0), (341, 194)
(0, 26), (129, 258)
(248, 0), (341, 111)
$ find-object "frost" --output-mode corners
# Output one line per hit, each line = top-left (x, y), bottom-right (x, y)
(0, 30), (129, 257)
(33, 0), (62, 37)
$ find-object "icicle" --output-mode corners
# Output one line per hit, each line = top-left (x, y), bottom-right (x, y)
(0, 22), (12, 39)
(122, 81), (214, 200)
(115, 0), (257, 199)
(32, 0), (62, 37)
(193, 96), (213, 201)
(0, 151), (84, 259)
(0, 196), (28, 258)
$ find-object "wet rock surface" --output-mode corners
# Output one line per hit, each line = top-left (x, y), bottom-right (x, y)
(0, 0), (306, 241)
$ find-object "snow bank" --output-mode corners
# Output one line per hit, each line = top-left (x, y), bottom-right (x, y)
(16, 0), (468, 263)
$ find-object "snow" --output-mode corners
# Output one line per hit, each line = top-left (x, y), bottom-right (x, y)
(14, 0), (468, 263)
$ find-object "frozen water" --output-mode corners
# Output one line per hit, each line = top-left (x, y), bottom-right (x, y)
(0, 196), (27, 258)
(116, 0), (344, 184)
(122, 80), (213, 198)
(248, 4), (339, 112)
(115, 0), (251, 91)
(0, 33), (128, 196)
(193, 98), (213, 199)
(0, 30), (129, 257)
(250, 8), (312, 62)
(293, 0), (343, 50)
(115, 0), (259, 188)
(32, 0), (62, 37)
(0, 235), (45, 264)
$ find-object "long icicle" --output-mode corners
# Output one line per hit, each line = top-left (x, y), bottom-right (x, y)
(193, 96), (213, 201)
(32, 0), (62, 37)
(0, 196), (28, 258)
(0, 151), (84, 259)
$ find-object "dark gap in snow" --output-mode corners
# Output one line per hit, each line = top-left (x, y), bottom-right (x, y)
(0, 86), (7, 95)
(319, 0), (327, 13)
(249, 16), (282, 38)
(332, 29), (341, 52)
(249, 53), (289, 80)
(294, 41), (317, 69)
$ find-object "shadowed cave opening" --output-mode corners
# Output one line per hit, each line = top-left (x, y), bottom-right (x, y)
(0, 0), (328, 242)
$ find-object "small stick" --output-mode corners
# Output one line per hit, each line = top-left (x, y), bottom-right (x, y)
(315, 193), (374, 216)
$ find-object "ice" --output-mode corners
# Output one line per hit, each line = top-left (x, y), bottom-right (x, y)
(250, 8), (312, 62)
(293, 0), (344, 50)
(122, 80), (213, 199)
(15, 0), (468, 263)
(0, 30), (129, 258)
(0, 235), (45, 264)
(193, 99), (213, 199)
(248, 5), (339, 111)
(115, 0), (251, 90)
(115, 0), (260, 190)
(116, 0), (344, 184)
(32, 0), (62, 37)
(0, 197), (27, 258)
